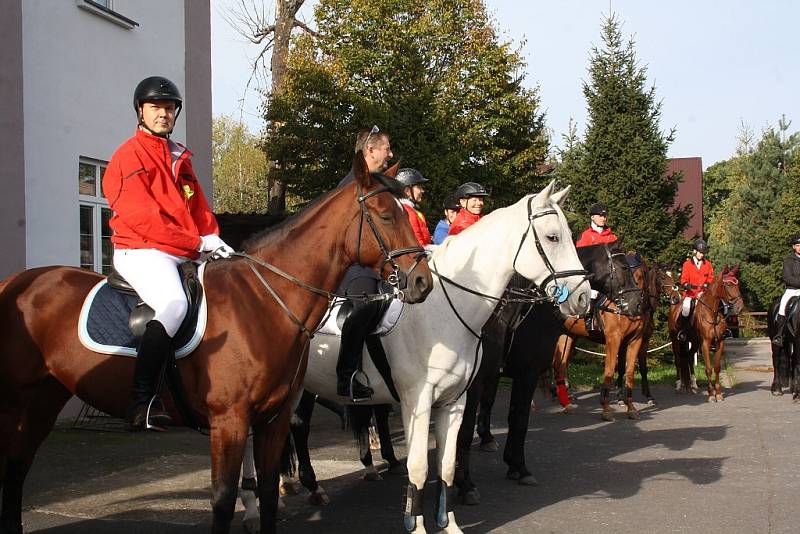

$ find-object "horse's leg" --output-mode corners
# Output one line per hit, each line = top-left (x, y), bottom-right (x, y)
(401, 387), (433, 533)
(374, 404), (404, 473)
(638, 339), (655, 404)
(476, 371), (500, 452)
(623, 335), (643, 420)
(615, 340), (627, 405)
(553, 334), (577, 412)
(700, 339), (716, 403)
(290, 390), (328, 505)
(209, 415), (250, 534)
(252, 410), (293, 534)
(1, 378), (70, 534)
(240, 434), (261, 534)
(350, 405), (381, 481)
(433, 399), (466, 534)
(771, 343), (785, 396)
(600, 333), (622, 422)
(714, 340), (725, 401)
(454, 378), (482, 505)
(503, 373), (538, 486)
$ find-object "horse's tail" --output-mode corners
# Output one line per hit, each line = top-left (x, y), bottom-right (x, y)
(280, 432), (297, 478)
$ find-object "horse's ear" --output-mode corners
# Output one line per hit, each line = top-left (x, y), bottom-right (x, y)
(384, 161), (400, 178)
(615, 236), (625, 249)
(353, 152), (372, 187)
(722, 264), (728, 274)
(550, 185), (571, 206)
(733, 264), (740, 275)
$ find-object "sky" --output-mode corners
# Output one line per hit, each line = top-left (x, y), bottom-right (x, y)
(211, 0), (800, 169)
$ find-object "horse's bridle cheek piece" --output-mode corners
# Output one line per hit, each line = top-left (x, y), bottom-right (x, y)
(356, 183), (426, 296)
(513, 199), (588, 305)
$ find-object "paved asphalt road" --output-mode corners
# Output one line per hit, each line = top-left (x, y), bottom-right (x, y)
(15, 338), (799, 533)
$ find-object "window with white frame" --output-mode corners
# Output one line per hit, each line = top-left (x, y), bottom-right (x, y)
(78, 157), (112, 274)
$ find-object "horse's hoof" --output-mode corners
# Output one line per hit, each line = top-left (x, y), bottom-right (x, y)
(646, 397), (656, 405)
(793, 395), (800, 404)
(363, 471), (383, 481)
(616, 398), (626, 406)
(601, 411), (615, 422)
(243, 516), (261, 534)
(460, 488), (481, 505)
(562, 403), (577, 414)
(518, 474), (539, 486)
(691, 387), (699, 395)
(772, 389), (784, 396)
(479, 439), (499, 453)
(707, 395), (716, 403)
(308, 489), (330, 506)
(279, 478), (301, 496)
(627, 409), (641, 420)
(387, 461), (408, 475)
(715, 393), (724, 401)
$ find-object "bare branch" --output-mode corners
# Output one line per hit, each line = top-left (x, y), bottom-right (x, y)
(293, 18), (318, 37)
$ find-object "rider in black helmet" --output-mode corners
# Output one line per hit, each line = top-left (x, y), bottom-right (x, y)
(773, 233), (800, 346)
(448, 182), (489, 236)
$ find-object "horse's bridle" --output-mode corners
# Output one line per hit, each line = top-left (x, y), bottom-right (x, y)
(600, 245), (643, 316)
(512, 197), (589, 304)
(355, 182), (427, 298)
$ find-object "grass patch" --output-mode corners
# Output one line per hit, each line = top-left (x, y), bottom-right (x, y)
(567, 358), (678, 390)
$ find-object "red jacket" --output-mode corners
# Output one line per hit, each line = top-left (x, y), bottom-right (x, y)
(102, 128), (219, 259)
(575, 226), (618, 248)
(448, 209), (481, 236)
(680, 257), (714, 299)
(400, 200), (432, 246)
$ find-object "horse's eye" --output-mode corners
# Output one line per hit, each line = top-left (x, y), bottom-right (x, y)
(547, 235), (559, 243)
(380, 213), (393, 223)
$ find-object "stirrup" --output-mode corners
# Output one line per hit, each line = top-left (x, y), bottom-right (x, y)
(145, 395), (170, 431)
(349, 370), (373, 403)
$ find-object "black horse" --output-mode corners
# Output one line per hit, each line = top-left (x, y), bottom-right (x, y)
(767, 296), (799, 398)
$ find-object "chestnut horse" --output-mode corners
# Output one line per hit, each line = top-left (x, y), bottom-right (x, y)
(552, 242), (645, 421)
(0, 156), (432, 534)
(614, 258), (681, 404)
(669, 265), (744, 401)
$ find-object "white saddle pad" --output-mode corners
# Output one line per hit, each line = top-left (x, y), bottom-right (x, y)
(316, 297), (404, 337)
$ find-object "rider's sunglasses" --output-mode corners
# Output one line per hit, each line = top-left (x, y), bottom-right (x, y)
(364, 125), (380, 149)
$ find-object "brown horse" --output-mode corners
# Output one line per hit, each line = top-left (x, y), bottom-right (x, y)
(669, 265), (744, 401)
(0, 156), (433, 534)
(615, 257), (680, 404)
(552, 242), (645, 421)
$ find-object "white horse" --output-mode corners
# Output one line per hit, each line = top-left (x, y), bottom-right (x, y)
(241, 182), (590, 533)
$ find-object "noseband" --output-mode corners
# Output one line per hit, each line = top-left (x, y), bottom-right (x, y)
(355, 183), (426, 297)
(513, 197), (588, 304)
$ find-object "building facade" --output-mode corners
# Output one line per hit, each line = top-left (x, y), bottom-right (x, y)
(667, 157), (704, 239)
(0, 0), (212, 279)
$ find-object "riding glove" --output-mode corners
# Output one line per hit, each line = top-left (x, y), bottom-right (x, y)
(199, 234), (234, 258)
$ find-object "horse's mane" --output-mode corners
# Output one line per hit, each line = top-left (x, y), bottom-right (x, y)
(241, 172), (403, 253)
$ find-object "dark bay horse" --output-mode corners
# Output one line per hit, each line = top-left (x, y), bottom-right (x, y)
(614, 258), (680, 404)
(0, 156), (433, 534)
(767, 295), (800, 398)
(552, 241), (645, 421)
(669, 266), (744, 402)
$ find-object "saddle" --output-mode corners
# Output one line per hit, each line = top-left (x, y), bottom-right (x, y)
(107, 262), (203, 342)
(585, 294), (608, 335)
(78, 262), (207, 358)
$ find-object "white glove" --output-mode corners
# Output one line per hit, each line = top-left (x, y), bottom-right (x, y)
(199, 234), (234, 258)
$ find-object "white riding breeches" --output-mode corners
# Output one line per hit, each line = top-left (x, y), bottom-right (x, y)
(681, 296), (693, 317)
(113, 248), (190, 337)
(778, 288), (800, 316)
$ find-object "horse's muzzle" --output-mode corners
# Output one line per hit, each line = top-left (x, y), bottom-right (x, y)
(402, 269), (433, 303)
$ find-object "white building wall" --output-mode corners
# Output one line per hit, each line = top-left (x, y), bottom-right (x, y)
(22, 0), (187, 269)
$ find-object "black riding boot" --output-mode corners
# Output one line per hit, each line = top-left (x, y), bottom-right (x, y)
(772, 315), (787, 347)
(336, 301), (382, 400)
(128, 320), (173, 431)
(676, 314), (687, 342)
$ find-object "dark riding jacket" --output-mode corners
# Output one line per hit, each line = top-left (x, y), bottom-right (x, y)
(782, 253), (800, 289)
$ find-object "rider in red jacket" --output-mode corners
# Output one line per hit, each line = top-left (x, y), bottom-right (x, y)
(448, 182), (489, 236)
(676, 239), (714, 341)
(575, 202), (618, 248)
(103, 77), (232, 431)
(396, 168), (432, 246)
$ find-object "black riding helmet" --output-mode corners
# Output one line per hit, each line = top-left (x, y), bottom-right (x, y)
(396, 168), (429, 187)
(789, 233), (800, 246)
(589, 202), (608, 216)
(455, 182), (489, 199)
(693, 238), (709, 253)
(133, 76), (183, 132)
(442, 193), (461, 211)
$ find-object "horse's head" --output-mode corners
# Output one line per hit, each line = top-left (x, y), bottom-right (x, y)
(344, 154), (432, 303)
(654, 262), (681, 306)
(511, 181), (591, 316)
(579, 239), (643, 316)
(719, 264), (745, 315)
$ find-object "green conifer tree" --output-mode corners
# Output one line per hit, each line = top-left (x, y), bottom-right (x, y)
(559, 15), (689, 261)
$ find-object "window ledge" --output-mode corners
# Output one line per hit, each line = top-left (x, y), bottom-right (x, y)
(76, 0), (138, 30)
